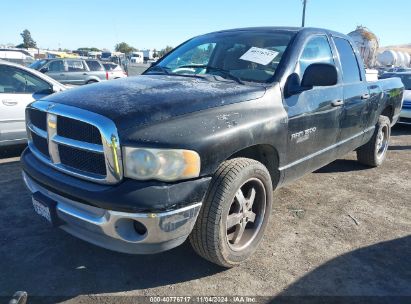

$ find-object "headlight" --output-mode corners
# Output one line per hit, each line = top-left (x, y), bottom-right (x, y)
(123, 147), (201, 182)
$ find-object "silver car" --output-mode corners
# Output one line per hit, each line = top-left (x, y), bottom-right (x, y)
(398, 73), (411, 125)
(33, 58), (107, 85)
(0, 60), (66, 146)
(102, 62), (128, 80)
(381, 72), (411, 125)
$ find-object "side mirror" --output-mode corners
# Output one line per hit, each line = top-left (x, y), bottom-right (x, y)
(39, 67), (48, 73)
(301, 63), (338, 88)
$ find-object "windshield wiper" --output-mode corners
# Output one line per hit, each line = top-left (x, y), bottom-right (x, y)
(176, 65), (245, 85)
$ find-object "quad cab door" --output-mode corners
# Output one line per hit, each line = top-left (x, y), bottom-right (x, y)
(283, 35), (344, 179)
(332, 36), (370, 151)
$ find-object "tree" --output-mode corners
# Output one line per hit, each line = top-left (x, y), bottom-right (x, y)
(114, 42), (136, 54)
(78, 47), (101, 52)
(159, 46), (174, 58)
(17, 29), (37, 48)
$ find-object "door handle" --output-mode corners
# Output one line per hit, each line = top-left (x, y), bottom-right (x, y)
(2, 99), (18, 106)
(331, 99), (344, 107)
(83, 73), (88, 75)
(59, 74), (65, 76)
(361, 93), (370, 100)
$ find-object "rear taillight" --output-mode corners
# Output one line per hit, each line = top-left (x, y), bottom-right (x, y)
(106, 71), (108, 80)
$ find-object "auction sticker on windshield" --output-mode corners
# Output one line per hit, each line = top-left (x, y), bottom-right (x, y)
(240, 47), (279, 65)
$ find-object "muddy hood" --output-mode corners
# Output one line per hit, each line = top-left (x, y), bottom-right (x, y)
(43, 75), (266, 130)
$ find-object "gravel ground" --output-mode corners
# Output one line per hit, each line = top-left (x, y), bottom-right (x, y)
(0, 125), (410, 304)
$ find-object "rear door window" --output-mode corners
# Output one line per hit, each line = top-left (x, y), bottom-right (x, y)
(103, 64), (114, 71)
(333, 37), (362, 83)
(298, 35), (334, 77)
(67, 60), (86, 72)
(86, 60), (104, 71)
(48, 60), (65, 72)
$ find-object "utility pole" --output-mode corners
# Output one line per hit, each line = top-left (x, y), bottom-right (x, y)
(302, 0), (307, 27)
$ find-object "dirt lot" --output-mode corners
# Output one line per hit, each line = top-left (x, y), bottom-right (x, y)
(0, 126), (410, 303)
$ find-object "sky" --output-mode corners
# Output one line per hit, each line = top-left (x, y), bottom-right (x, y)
(2, 0), (410, 51)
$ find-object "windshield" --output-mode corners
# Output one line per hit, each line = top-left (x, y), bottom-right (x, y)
(147, 31), (295, 83)
(103, 63), (121, 71)
(29, 59), (48, 70)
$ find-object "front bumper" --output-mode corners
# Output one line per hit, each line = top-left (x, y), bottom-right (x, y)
(21, 148), (211, 213)
(23, 172), (202, 254)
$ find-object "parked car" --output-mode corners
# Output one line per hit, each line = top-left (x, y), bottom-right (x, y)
(381, 72), (411, 124)
(32, 58), (107, 85)
(385, 67), (411, 73)
(21, 27), (403, 267)
(0, 60), (65, 147)
(102, 62), (127, 80)
(0, 49), (35, 66)
(29, 59), (51, 71)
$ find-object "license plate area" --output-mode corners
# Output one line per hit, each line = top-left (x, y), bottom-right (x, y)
(32, 192), (61, 227)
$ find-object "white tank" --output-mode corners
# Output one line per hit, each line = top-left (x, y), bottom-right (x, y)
(398, 51), (410, 67)
(396, 51), (404, 66)
(377, 50), (399, 66)
(405, 53), (411, 67)
(348, 26), (379, 68)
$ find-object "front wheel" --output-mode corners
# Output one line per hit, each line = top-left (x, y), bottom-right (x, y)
(189, 158), (273, 267)
(357, 115), (391, 167)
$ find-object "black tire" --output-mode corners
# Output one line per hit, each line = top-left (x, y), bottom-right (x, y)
(356, 115), (391, 167)
(189, 158), (273, 267)
(86, 80), (98, 85)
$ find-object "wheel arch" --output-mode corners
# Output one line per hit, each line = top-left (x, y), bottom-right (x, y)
(228, 144), (281, 189)
(381, 105), (394, 123)
(86, 77), (100, 84)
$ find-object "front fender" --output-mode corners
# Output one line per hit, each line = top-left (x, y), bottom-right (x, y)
(120, 84), (288, 177)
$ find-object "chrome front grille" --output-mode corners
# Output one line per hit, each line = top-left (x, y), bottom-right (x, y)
(57, 116), (103, 145)
(26, 100), (123, 184)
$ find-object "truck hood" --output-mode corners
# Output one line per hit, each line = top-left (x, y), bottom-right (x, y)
(42, 75), (266, 130)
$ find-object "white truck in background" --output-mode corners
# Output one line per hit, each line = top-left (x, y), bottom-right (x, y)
(129, 52), (144, 64)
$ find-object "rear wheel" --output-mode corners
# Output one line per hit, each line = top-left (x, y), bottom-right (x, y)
(189, 158), (273, 267)
(357, 115), (391, 167)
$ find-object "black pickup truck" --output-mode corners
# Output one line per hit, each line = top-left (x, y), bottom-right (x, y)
(21, 27), (404, 267)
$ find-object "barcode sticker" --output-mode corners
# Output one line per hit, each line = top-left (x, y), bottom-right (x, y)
(240, 47), (279, 65)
